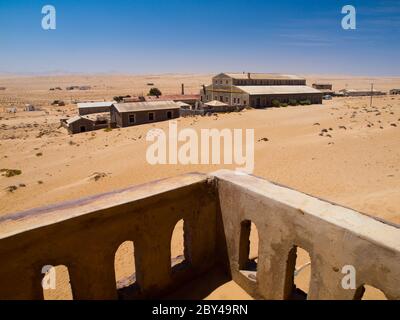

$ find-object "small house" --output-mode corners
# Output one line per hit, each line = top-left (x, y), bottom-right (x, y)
(77, 101), (115, 115)
(111, 101), (180, 128)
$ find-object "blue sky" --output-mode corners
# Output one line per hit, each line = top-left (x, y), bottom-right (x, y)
(0, 0), (399, 75)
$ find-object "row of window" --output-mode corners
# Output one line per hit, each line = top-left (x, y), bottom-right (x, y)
(211, 95), (246, 105)
(234, 80), (305, 85)
(128, 111), (173, 124)
(213, 79), (305, 86)
(214, 79), (230, 85)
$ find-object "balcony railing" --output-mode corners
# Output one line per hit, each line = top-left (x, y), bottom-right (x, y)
(0, 170), (399, 300)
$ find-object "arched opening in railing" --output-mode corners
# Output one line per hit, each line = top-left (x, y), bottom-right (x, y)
(284, 245), (311, 300)
(171, 219), (189, 270)
(114, 241), (138, 291)
(238, 220), (259, 281)
(42, 264), (73, 300)
(354, 284), (388, 300)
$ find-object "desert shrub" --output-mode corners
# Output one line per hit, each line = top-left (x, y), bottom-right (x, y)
(299, 99), (312, 105)
(0, 169), (22, 177)
(5, 185), (18, 192)
(104, 127), (113, 132)
(36, 152), (43, 157)
(289, 99), (298, 106)
(148, 87), (162, 97)
(280, 103), (288, 107)
(271, 99), (281, 107)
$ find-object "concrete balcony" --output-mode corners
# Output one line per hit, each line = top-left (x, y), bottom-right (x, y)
(0, 170), (399, 300)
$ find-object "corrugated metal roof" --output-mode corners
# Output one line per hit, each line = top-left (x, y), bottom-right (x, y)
(221, 73), (305, 80)
(145, 94), (200, 102)
(113, 101), (180, 113)
(66, 116), (83, 125)
(77, 101), (115, 109)
(204, 100), (228, 107)
(236, 85), (322, 95)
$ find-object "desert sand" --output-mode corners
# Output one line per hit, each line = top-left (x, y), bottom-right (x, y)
(1, 74), (399, 300)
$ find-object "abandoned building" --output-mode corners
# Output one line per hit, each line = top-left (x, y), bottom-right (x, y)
(77, 101), (115, 115)
(339, 89), (386, 97)
(0, 170), (399, 300)
(390, 89), (400, 95)
(201, 73), (323, 108)
(61, 113), (109, 134)
(111, 101), (180, 128)
(312, 83), (334, 95)
(145, 94), (200, 107)
(312, 83), (332, 90)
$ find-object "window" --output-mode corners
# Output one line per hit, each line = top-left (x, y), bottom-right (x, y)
(284, 246), (312, 300)
(220, 96), (223, 102)
(244, 100), (247, 105)
(42, 265), (73, 300)
(171, 219), (190, 271)
(239, 220), (259, 282)
(167, 111), (173, 119)
(148, 112), (155, 121)
(206, 95), (209, 100)
(214, 96), (218, 100)
(129, 114), (135, 124)
(225, 97), (229, 102)
(226, 80), (229, 84)
(237, 98), (240, 104)
(114, 241), (140, 293)
(233, 98), (236, 103)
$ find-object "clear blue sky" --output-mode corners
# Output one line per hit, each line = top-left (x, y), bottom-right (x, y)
(0, 0), (399, 75)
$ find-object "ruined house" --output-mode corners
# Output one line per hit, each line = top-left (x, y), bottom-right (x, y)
(111, 101), (180, 128)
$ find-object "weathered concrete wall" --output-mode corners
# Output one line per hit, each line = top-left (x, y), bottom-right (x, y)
(0, 173), (217, 300)
(0, 170), (399, 300)
(211, 170), (400, 300)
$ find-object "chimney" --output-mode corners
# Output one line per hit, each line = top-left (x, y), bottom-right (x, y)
(247, 72), (251, 79)
(181, 83), (185, 95)
(202, 85), (206, 95)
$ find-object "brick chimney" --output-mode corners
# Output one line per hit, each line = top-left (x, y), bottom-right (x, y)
(247, 72), (251, 79)
(181, 83), (185, 95)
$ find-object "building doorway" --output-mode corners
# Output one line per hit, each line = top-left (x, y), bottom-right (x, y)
(80, 126), (86, 133)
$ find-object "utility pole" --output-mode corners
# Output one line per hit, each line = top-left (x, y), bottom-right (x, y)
(370, 83), (374, 108)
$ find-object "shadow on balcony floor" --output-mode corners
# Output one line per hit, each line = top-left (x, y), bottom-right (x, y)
(162, 267), (253, 300)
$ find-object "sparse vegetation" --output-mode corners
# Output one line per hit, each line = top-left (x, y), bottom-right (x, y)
(104, 127), (113, 132)
(271, 99), (280, 107)
(5, 185), (18, 193)
(0, 169), (22, 177)
(148, 87), (162, 97)
(299, 99), (312, 105)
(36, 152), (43, 157)
(289, 99), (298, 106)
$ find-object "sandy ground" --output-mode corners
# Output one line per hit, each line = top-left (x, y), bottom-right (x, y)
(1, 74), (399, 300)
